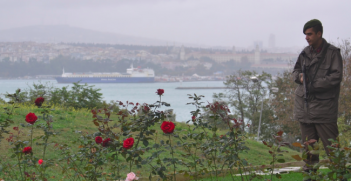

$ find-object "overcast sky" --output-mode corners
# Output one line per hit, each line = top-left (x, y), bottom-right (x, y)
(0, 0), (350, 48)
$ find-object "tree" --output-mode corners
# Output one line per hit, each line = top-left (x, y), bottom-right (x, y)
(269, 62), (300, 144)
(337, 39), (351, 124)
(215, 70), (273, 135)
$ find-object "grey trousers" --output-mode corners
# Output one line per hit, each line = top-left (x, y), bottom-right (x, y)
(299, 122), (339, 171)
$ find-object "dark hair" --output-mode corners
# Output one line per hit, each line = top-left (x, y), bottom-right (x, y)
(311, 24), (323, 36)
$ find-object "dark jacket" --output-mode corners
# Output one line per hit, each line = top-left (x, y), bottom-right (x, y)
(293, 39), (343, 123)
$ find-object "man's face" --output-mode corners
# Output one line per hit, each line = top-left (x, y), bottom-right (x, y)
(305, 28), (322, 46)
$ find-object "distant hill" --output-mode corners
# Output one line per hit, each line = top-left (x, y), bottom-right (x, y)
(0, 25), (171, 46)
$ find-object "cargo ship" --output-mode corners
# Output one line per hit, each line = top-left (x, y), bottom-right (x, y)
(55, 65), (155, 83)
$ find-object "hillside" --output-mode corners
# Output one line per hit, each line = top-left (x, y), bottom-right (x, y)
(0, 25), (170, 45)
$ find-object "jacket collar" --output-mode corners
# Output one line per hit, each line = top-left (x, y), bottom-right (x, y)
(303, 38), (328, 66)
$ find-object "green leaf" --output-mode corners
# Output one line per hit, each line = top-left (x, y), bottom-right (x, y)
(143, 140), (149, 147)
(343, 173), (351, 179)
(307, 145), (313, 151)
(277, 159), (285, 163)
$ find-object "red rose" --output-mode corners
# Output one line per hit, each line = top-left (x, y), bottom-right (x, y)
(95, 136), (103, 144)
(25, 113), (38, 125)
(160, 121), (175, 134)
(123, 138), (134, 149)
(38, 159), (43, 165)
(156, 89), (164, 96)
(23, 147), (32, 154)
(35, 97), (45, 107)
(102, 138), (111, 147)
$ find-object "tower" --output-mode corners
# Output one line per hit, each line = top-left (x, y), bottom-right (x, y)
(232, 46), (236, 54)
(254, 45), (260, 64)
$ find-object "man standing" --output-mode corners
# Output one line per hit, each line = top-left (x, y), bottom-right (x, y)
(293, 19), (343, 179)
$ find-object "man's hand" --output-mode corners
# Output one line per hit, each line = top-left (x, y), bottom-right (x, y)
(300, 73), (303, 84)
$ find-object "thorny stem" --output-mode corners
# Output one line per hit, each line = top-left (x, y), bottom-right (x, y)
(154, 132), (166, 180)
(5, 163), (17, 181)
(116, 149), (120, 178)
(234, 138), (244, 181)
(30, 124), (34, 148)
(129, 158), (132, 173)
(211, 116), (219, 180)
(56, 162), (74, 181)
(178, 135), (198, 181)
(193, 147), (198, 181)
(193, 101), (214, 181)
(130, 129), (144, 172)
(148, 163), (157, 181)
(16, 154), (24, 181)
(68, 157), (85, 180)
(224, 113), (245, 181)
(230, 127), (244, 181)
(43, 114), (50, 160)
(169, 134), (176, 181)
(198, 125), (217, 181)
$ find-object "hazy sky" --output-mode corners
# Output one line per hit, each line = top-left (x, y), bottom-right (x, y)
(0, 0), (350, 47)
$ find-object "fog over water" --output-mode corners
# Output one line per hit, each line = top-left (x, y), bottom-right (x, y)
(0, 0), (350, 48)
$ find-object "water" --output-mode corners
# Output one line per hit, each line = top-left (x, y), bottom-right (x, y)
(0, 80), (226, 122)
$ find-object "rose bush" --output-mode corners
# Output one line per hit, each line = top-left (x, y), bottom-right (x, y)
(0, 88), (266, 181)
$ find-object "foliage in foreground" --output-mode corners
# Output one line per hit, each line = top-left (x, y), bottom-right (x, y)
(1, 87), (351, 181)
(0, 88), (299, 181)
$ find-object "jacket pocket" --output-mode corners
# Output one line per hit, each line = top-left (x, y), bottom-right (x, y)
(314, 89), (335, 99)
(309, 95), (337, 121)
(295, 85), (304, 97)
(315, 63), (330, 78)
(294, 85), (305, 119)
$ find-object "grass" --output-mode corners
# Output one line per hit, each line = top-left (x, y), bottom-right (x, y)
(0, 103), (302, 180)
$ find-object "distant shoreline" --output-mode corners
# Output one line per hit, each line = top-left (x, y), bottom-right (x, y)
(0, 78), (225, 83)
